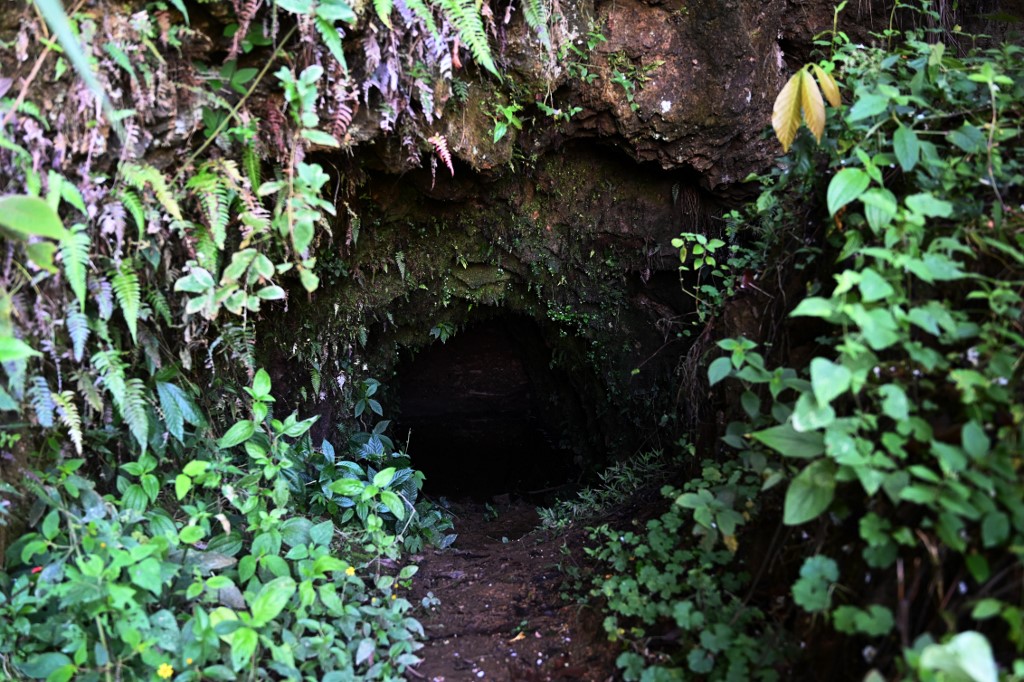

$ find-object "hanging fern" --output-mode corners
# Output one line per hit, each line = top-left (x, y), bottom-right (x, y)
(28, 376), (55, 428)
(399, 0), (439, 37)
(60, 226), (91, 312)
(121, 162), (183, 221)
(242, 141), (262, 190)
(123, 377), (149, 453)
(92, 277), (115, 321)
(436, 0), (497, 76)
(66, 307), (90, 362)
(375, 0), (394, 27)
(119, 189), (147, 239)
(111, 261), (142, 344)
(186, 166), (231, 250)
(148, 287), (173, 327)
(427, 133), (454, 175)
(52, 390), (83, 455)
(156, 380), (203, 442)
(520, 0), (551, 50)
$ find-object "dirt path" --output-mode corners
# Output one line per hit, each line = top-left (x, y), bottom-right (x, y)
(407, 499), (617, 681)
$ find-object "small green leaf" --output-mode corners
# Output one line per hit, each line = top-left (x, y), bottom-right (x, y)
(180, 525), (206, 544)
(893, 125), (920, 172)
(373, 467), (396, 488)
(380, 490), (406, 520)
(251, 576), (296, 627)
(792, 554), (839, 612)
(230, 627), (259, 671)
(878, 384), (909, 421)
(707, 356), (732, 386)
(858, 268), (895, 302)
(218, 420), (255, 448)
(751, 423), (825, 458)
(847, 92), (889, 121)
(784, 459), (836, 525)
(827, 168), (871, 216)
(0, 337), (42, 362)
(127, 557), (164, 596)
(790, 296), (835, 318)
(175, 474), (192, 500)
(810, 357), (851, 405)
(16, 652), (74, 679)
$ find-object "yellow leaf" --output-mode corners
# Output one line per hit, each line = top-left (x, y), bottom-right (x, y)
(772, 71), (803, 152)
(812, 64), (842, 107)
(800, 69), (826, 144)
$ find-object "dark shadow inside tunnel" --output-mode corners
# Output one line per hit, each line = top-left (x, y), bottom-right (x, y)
(394, 314), (583, 499)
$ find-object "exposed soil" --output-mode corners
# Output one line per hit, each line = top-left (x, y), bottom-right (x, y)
(407, 498), (618, 681)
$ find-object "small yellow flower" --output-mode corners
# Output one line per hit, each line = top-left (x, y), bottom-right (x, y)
(391, 594), (397, 600)
(186, 658), (193, 665)
(345, 566), (356, 577)
(157, 662), (174, 679)
(100, 542), (107, 549)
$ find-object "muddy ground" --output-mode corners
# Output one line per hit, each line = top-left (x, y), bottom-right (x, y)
(407, 499), (619, 681)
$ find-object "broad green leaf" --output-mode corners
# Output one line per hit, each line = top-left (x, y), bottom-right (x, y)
(26, 241), (58, 273)
(790, 296), (835, 318)
(300, 129), (340, 147)
(784, 459), (837, 525)
(380, 490), (406, 520)
(810, 357), (851, 405)
(811, 64), (841, 107)
(799, 69), (825, 143)
(792, 393), (835, 431)
(355, 638), (376, 666)
(893, 125), (919, 172)
(905, 193), (953, 218)
(792, 554), (839, 612)
(230, 627), (259, 671)
(0, 195), (71, 242)
(962, 420), (990, 459)
(218, 420), (255, 448)
(127, 557), (164, 596)
(948, 123), (985, 153)
(373, 466), (396, 488)
(16, 652), (74, 679)
(860, 187), (898, 232)
(878, 384), (909, 421)
(0, 336), (41, 362)
(175, 474), (191, 500)
(310, 520), (334, 546)
(180, 525), (205, 544)
(707, 356), (732, 386)
(251, 576), (296, 627)
(827, 168), (871, 216)
(750, 423), (825, 458)
(858, 268), (895, 303)
(328, 478), (363, 496)
(981, 511), (1009, 548)
(772, 71), (803, 152)
(919, 631), (998, 682)
(847, 92), (889, 121)
(251, 369), (272, 398)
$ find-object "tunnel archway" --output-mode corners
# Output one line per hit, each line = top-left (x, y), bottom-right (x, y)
(394, 314), (587, 499)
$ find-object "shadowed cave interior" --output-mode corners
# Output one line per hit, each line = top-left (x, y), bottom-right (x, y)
(394, 314), (586, 500)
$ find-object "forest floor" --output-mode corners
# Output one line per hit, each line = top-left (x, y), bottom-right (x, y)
(406, 498), (619, 681)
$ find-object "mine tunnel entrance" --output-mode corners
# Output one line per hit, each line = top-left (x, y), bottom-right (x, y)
(394, 314), (582, 500)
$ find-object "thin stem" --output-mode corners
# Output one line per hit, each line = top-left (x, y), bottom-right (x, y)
(178, 24), (298, 175)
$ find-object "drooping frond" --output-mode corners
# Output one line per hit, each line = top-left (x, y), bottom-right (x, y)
(437, 0), (497, 76)
(123, 377), (149, 453)
(398, 0), (439, 38)
(52, 390), (83, 454)
(111, 261), (142, 344)
(520, 0), (551, 50)
(427, 133), (454, 175)
(121, 162), (183, 221)
(28, 376), (54, 428)
(186, 165), (231, 250)
(66, 307), (90, 362)
(60, 226), (91, 312)
(119, 189), (147, 239)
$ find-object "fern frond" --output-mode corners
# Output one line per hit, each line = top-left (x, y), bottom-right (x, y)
(119, 190), (147, 239)
(121, 162), (183, 221)
(439, 0), (497, 76)
(148, 287), (173, 327)
(92, 349), (128, 413)
(66, 307), (90, 362)
(76, 369), (104, 415)
(398, 0), (439, 37)
(60, 226), (91, 312)
(427, 134), (454, 176)
(91, 277), (114, 321)
(375, 0), (394, 27)
(520, 0), (551, 50)
(29, 376), (54, 428)
(123, 377), (149, 453)
(52, 390), (83, 454)
(111, 261), (142, 344)
(242, 142), (262, 190)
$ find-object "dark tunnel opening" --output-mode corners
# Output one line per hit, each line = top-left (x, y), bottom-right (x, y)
(394, 314), (584, 500)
